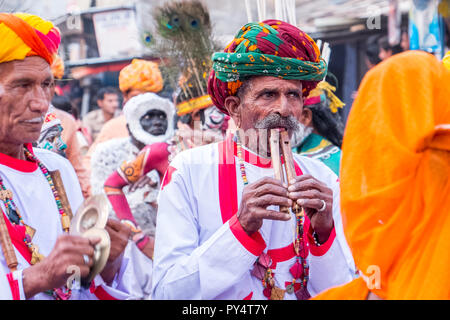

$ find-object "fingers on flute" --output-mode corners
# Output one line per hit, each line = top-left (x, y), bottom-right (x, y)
(249, 194), (293, 208)
(253, 183), (289, 198)
(253, 208), (291, 221)
(288, 175), (326, 192)
(288, 189), (322, 201)
(252, 176), (287, 189)
(296, 198), (327, 211)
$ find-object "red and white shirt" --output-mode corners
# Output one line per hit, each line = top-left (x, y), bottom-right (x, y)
(152, 136), (356, 299)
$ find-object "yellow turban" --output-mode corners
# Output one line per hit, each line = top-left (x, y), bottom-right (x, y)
(444, 51), (450, 71)
(119, 59), (163, 94)
(0, 13), (60, 65)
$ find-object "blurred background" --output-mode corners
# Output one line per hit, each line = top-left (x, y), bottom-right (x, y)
(2, 0), (449, 123)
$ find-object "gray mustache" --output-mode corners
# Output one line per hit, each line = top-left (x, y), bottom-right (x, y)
(254, 113), (300, 131)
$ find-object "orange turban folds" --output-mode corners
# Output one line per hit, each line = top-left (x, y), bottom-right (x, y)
(0, 13), (60, 66)
(119, 59), (163, 94)
(51, 54), (65, 79)
(444, 51), (450, 70)
(315, 51), (450, 300)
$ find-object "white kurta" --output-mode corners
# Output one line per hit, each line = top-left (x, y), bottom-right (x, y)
(152, 137), (356, 300)
(0, 147), (152, 300)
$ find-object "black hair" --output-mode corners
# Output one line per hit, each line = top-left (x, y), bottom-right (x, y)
(306, 97), (345, 148)
(95, 86), (120, 102)
(366, 35), (382, 66)
(52, 95), (80, 120)
(378, 35), (403, 55)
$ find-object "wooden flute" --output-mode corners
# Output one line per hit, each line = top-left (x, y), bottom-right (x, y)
(269, 129), (303, 216)
(0, 207), (18, 272)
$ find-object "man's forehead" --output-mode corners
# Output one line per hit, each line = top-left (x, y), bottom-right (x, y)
(0, 57), (52, 81)
(248, 76), (303, 90)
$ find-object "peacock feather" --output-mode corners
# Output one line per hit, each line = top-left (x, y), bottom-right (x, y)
(145, 0), (218, 104)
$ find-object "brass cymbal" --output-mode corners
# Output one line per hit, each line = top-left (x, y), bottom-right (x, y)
(81, 227), (111, 286)
(70, 195), (109, 236)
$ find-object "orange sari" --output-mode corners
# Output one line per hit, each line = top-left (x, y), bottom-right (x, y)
(315, 51), (450, 300)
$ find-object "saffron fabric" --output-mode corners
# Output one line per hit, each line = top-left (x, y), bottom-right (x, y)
(208, 20), (326, 114)
(0, 13), (60, 65)
(314, 51), (450, 300)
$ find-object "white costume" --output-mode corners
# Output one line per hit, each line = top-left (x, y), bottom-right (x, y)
(0, 147), (152, 299)
(90, 93), (175, 237)
(152, 136), (355, 299)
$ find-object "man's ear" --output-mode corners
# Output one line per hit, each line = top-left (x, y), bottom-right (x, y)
(223, 95), (242, 128)
(301, 107), (313, 127)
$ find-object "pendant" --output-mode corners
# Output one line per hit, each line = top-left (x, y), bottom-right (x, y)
(6, 206), (20, 225)
(257, 252), (272, 268)
(270, 286), (286, 300)
(0, 189), (13, 202)
(263, 287), (272, 298)
(251, 263), (267, 280)
(295, 287), (311, 300)
(25, 225), (36, 240)
(289, 261), (304, 279)
(285, 284), (295, 294)
(30, 245), (44, 265)
(53, 287), (71, 300)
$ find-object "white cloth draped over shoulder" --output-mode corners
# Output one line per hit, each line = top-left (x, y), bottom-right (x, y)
(0, 147), (152, 300)
(152, 136), (356, 300)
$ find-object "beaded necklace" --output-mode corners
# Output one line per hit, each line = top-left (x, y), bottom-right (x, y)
(0, 147), (72, 300)
(235, 133), (310, 300)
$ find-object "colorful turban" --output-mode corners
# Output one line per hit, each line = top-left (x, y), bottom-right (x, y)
(119, 59), (164, 94)
(207, 20), (327, 114)
(0, 13), (60, 65)
(444, 51), (450, 70)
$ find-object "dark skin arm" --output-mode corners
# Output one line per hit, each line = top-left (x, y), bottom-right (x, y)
(238, 175), (334, 244)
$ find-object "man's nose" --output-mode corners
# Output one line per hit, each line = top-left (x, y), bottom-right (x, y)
(29, 86), (50, 113)
(277, 95), (291, 117)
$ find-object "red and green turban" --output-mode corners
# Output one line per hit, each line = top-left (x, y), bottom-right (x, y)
(0, 12), (61, 66)
(207, 19), (327, 115)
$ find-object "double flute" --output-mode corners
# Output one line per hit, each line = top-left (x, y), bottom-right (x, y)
(270, 129), (303, 214)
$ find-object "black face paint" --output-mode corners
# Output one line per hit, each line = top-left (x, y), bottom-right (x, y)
(140, 109), (168, 136)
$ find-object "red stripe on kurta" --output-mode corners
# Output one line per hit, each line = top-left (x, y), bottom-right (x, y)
(6, 272), (20, 300)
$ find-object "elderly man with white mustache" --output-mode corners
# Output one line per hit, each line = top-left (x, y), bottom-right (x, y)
(152, 20), (355, 300)
(0, 12), (152, 300)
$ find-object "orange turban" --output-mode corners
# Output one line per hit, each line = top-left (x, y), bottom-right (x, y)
(119, 59), (163, 94)
(314, 51), (450, 300)
(0, 13), (60, 65)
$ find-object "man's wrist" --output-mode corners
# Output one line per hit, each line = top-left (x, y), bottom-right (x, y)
(22, 265), (46, 299)
(312, 221), (334, 245)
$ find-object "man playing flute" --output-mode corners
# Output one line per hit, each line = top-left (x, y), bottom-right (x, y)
(152, 20), (355, 300)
